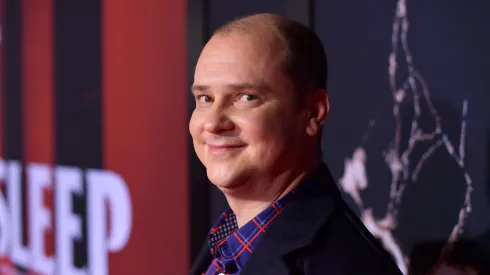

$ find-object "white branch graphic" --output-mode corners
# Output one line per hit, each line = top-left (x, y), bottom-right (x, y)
(337, 0), (473, 274)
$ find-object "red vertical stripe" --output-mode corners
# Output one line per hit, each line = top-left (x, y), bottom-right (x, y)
(103, 0), (188, 274)
(21, 0), (55, 261)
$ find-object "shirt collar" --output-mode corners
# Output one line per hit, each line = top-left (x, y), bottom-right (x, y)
(207, 185), (301, 269)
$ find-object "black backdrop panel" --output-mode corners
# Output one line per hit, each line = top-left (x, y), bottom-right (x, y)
(315, 0), (490, 273)
(208, 0), (311, 30)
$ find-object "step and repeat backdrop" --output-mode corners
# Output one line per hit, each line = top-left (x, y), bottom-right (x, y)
(0, 0), (188, 274)
(0, 0), (488, 274)
(203, 0), (490, 274)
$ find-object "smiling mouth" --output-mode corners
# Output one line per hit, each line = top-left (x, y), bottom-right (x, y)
(207, 144), (246, 153)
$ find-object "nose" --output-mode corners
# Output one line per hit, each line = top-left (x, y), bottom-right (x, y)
(203, 106), (234, 134)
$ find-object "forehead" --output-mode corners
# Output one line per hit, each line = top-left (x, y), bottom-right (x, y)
(194, 34), (286, 88)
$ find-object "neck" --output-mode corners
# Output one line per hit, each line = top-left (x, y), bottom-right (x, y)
(224, 157), (321, 228)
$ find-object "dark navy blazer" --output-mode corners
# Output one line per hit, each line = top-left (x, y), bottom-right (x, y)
(190, 163), (403, 275)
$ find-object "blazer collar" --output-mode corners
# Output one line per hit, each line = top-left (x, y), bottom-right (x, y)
(241, 162), (342, 274)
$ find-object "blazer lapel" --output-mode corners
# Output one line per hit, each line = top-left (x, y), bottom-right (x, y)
(189, 241), (213, 275)
(241, 163), (342, 275)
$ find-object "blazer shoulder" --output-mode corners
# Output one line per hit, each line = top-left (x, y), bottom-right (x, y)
(303, 202), (403, 275)
(189, 241), (213, 275)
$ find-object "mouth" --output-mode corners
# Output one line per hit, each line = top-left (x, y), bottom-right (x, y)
(207, 144), (246, 153)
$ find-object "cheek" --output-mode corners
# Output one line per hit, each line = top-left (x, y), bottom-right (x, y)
(233, 107), (293, 147)
(189, 110), (202, 139)
(189, 112), (207, 162)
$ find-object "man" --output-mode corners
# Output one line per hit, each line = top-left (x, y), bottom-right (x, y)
(189, 13), (403, 275)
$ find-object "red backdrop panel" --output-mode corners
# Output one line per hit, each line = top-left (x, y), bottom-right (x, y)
(21, 0), (55, 260)
(102, 0), (189, 274)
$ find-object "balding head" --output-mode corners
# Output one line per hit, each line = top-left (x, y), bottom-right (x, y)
(213, 13), (328, 98)
(190, 13), (329, 191)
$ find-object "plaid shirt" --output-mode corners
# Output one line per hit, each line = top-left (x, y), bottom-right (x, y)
(203, 187), (299, 275)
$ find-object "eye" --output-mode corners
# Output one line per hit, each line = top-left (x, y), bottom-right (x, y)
(196, 94), (212, 105)
(237, 94), (257, 102)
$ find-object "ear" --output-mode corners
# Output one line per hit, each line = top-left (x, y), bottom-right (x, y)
(306, 89), (329, 137)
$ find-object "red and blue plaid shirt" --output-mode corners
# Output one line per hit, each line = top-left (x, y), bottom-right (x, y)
(203, 187), (299, 275)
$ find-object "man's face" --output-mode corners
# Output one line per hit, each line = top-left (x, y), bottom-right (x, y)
(189, 33), (308, 191)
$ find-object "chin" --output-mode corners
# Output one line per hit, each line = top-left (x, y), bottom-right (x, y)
(206, 169), (236, 187)
(206, 166), (252, 192)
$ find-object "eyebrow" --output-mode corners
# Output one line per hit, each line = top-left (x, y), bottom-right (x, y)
(191, 83), (269, 93)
